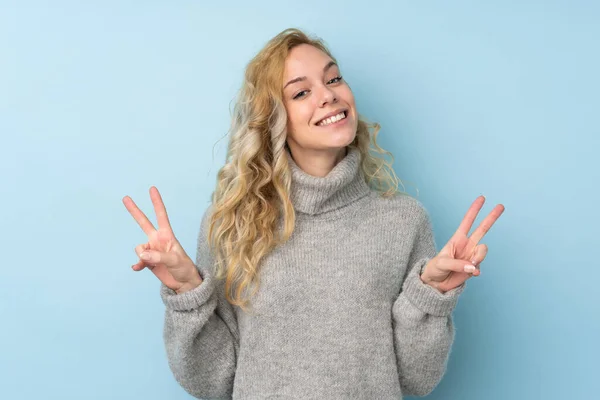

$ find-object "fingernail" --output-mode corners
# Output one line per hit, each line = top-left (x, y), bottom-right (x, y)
(464, 265), (476, 273)
(140, 252), (151, 261)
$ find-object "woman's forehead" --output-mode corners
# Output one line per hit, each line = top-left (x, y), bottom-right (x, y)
(283, 46), (337, 82)
(286, 45), (331, 67)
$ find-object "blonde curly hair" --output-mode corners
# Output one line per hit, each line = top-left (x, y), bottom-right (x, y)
(208, 28), (408, 312)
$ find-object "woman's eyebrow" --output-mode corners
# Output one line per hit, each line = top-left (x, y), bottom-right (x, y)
(284, 61), (337, 89)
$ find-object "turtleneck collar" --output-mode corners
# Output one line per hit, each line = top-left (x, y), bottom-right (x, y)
(286, 146), (372, 216)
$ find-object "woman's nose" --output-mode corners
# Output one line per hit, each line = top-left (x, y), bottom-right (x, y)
(319, 87), (337, 107)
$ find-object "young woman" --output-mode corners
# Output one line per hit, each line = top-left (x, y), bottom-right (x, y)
(123, 28), (504, 399)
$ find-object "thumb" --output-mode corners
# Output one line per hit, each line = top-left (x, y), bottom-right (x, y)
(139, 250), (178, 267)
(435, 256), (479, 275)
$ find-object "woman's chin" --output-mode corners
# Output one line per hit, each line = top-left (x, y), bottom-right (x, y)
(326, 129), (356, 147)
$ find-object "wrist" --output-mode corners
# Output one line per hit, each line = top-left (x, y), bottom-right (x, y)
(419, 273), (446, 294)
(175, 274), (203, 295)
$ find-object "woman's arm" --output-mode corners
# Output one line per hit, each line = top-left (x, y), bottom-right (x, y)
(392, 203), (465, 397)
(160, 206), (240, 400)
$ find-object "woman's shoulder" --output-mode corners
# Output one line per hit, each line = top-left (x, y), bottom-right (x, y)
(373, 192), (427, 215)
(368, 190), (430, 223)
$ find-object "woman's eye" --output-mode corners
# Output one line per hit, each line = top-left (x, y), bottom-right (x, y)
(292, 76), (342, 100)
(293, 90), (308, 100)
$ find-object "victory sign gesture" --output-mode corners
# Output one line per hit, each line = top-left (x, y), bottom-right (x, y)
(123, 186), (202, 294)
(420, 196), (505, 293)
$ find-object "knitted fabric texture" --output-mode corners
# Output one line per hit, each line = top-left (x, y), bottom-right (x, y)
(160, 146), (465, 399)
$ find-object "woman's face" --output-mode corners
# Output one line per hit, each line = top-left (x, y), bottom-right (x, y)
(282, 44), (357, 156)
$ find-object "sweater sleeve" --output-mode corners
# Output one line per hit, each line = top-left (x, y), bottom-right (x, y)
(392, 201), (466, 397)
(160, 205), (240, 400)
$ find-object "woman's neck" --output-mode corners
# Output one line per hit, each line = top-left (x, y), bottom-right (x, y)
(285, 146), (348, 178)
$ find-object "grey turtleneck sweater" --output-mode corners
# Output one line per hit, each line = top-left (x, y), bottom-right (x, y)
(160, 147), (466, 399)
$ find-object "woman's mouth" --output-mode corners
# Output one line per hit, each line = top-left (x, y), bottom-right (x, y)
(316, 111), (348, 127)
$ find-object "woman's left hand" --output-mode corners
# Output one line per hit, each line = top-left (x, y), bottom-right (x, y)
(420, 195), (505, 293)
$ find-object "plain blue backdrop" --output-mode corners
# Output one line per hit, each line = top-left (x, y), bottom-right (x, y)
(1, 1), (598, 399)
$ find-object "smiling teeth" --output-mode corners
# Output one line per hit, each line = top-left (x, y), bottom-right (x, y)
(318, 112), (346, 126)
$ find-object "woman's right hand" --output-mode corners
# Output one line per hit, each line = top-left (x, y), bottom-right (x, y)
(123, 186), (203, 294)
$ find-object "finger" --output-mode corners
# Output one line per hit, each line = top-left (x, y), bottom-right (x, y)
(149, 186), (174, 234)
(135, 243), (151, 258)
(123, 195), (157, 236)
(468, 204), (505, 246)
(132, 243), (151, 271)
(132, 259), (146, 271)
(455, 195), (485, 237)
(469, 243), (488, 266)
(437, 257), (481, 276)
(139, 249), (179, 268)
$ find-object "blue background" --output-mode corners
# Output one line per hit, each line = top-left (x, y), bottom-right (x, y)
(2, 1), (598, 399)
